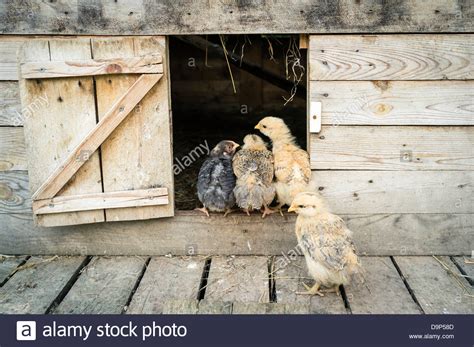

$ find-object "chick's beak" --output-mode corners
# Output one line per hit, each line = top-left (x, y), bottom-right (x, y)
(288, 205), (296, 213)
(232, 142), (240, 150)
(254, 123), (261, 130)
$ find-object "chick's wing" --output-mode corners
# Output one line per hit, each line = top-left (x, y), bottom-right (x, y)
(300, 219), (355, 272)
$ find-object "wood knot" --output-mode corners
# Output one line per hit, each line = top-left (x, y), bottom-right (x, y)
(106, 63), (122, 74)
(370, 103), (393, 116)
(372, 80), (390, 91)
(0, 183), (13, 200)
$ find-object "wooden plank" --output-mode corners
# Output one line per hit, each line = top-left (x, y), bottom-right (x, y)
(311, 81), (474, 126)
(0, 81), (21, 125)
(197, 300), (233, 314)
(345, 257), (421, 314)
(310, 35), (474, 81)
(0, 127), (26, 171)
(127, 256), (206, 314)
(310, 126), (474, 170)
(452, 257), (474, 285)
(19, 38), (104, 227)
(0, 40), (21, 80)
(0, 210), (472, 256)
(0, 256), (26, 285)
(0, 256), (85, 314)
(203, 256), (269, 303)
(32, 73), (161, 201)
(314, 171), (473, 214)
(0, 1), (471, 34)
(92, 36), (174, 222)
(54, 256), (145, 314)
(162, 300), (199, 314)
(232, 302), (308, 314)
(33, 188), (168, 214)
(274, 257), (347, 314)
(394, 256), (473, 314)
(21, 54), (163, 79)
(0, 171), (31, 214)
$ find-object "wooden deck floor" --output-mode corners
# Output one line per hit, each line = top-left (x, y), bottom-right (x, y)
(0, 255), (472, 314)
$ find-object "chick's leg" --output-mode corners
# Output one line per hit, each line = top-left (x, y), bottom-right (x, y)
(321, 285), (341, 296)
(269, 203), (284, 217)
(223, 209), (235, 217)
(261, 205), (276, 218)
(195, 207), (210, 217)
(297, 282), (325, 297)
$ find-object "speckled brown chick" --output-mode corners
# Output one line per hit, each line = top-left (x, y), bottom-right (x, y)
(232, 134), (276, 218)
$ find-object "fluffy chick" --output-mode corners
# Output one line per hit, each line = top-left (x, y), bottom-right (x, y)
(288, 192), (363, 296)
(196, 140), (239, 217)
(255, 117), (311, 211)
(232, 134), (276, 218)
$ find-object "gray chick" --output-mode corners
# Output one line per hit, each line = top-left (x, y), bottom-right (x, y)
(196, 140), (240, 217)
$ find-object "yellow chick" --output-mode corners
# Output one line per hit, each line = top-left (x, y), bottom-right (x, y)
(255, 117), (311, 212)
(232, 134), (275, 218)
(288, 192), (363, 296)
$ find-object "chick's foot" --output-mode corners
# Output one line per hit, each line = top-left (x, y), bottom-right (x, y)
(321, 285), (341, 296)
(223, 209), (235, 217)
(297, 282), (325, 297)
(261, 205), (276, 219)
(195, 207), (210, 217)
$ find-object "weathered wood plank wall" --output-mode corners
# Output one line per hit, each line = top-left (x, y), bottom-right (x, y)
(308, 34), (473, 258)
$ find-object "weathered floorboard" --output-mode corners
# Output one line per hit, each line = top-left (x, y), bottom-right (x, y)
(0, 256), (27, 285)
(0, 1), (471, 34)
(0, 211), (472, 256)
(203, 256), (269, 303)
(162, 300), (199, 314)
(274, 257), (347, 314)
(310, 126), (473, 170)
(452, 257), (474, 285)
(310, 35), (474, 80)
(127, 256), (206, 314)
(311, 81), (474, 126)
(394, 256), (473, 314)
(0, 256), (85, 314)
(232, 302), (308, 314)
(197, 300), (233, 314)
(54, 256), (145, 314)
(344, 257), (421, 314)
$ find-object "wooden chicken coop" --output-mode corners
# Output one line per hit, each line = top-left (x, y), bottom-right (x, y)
(0, 0), (472, 315)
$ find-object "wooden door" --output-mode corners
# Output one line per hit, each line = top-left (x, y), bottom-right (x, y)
(18, 37), (174, 227)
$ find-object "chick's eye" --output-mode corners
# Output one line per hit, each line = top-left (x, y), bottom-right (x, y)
(262, 125), (267, 129)
(298, 205), (304, 208)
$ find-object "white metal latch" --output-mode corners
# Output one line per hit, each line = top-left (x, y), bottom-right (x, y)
(309, 101), (322, 133)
